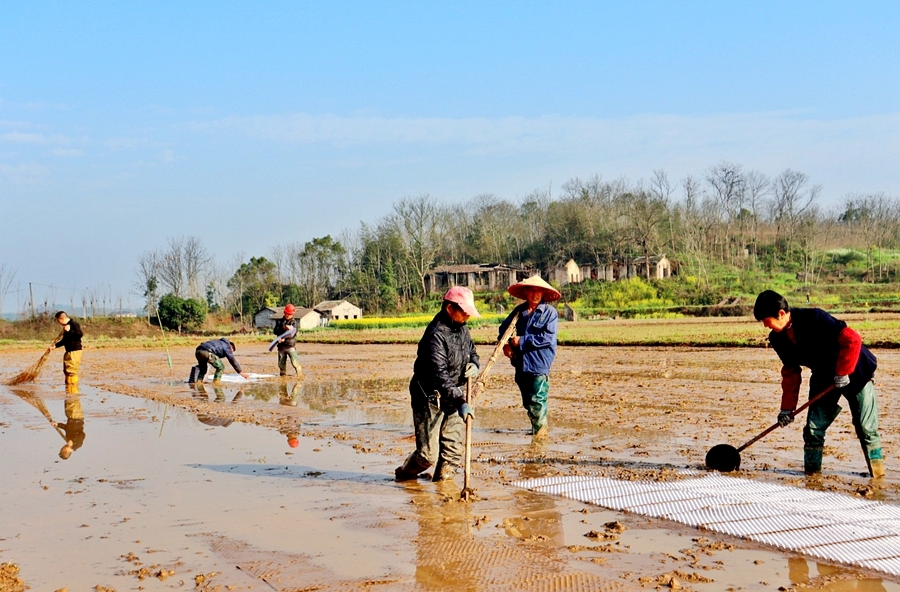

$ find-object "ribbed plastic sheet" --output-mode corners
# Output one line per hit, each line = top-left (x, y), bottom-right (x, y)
(513, 473), (900, 577)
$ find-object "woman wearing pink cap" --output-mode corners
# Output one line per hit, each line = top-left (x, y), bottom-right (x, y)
(395, 286), (481, 482)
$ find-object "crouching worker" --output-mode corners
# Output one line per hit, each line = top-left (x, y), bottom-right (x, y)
(191, 338), (249, 383)
(395, 287), (480, 482)
(753, 290), (883, 478)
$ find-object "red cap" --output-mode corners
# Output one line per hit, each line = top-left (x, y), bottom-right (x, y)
(284, 304), (296, 315)
(287, 437), (299, 448)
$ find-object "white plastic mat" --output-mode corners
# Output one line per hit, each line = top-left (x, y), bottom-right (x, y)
(514, 473), (900, 576)
(205, 373), (276, 383)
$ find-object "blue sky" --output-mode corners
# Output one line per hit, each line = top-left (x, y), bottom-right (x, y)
(1, 2), (899, 313)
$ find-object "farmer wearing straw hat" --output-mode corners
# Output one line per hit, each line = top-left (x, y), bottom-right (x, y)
(499, 275), (559, 441)
(273, 303), (302, 376)
(395, 286), (481, 482)
(48, 311), (83, 386)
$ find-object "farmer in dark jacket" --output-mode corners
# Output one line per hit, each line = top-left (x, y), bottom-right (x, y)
(498, 276), (559, 441)
(754, 290), (883, 477)
(48, 311), (83, 386)
(395, 286), (480, 482)
(273, 303), (302, 376)
(193, 338), (249, 383)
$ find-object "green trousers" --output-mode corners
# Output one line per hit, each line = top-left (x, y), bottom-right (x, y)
(803, 380), (882, 461)
(514, 372), (549, 434)
(277, 347), (301, 376)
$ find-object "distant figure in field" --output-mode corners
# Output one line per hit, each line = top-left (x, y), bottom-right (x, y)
(47, 311), (83, 386)
(498, 276), (559, 442)
(753, 289), (883, 478)
(274, 303), (302, 376)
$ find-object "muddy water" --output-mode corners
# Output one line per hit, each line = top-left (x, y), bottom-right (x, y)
(1, 343), (899, 590)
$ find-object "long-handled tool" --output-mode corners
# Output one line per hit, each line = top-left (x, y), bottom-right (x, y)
(461, 313), (520, 500)
(461, 378), (475, 501)
(706, 384), (836, 472)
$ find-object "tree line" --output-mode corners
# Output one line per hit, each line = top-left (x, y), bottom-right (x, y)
(135, 162), (900, 323)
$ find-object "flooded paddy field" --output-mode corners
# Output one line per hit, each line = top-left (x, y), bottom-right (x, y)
(2, 343), (900, 591)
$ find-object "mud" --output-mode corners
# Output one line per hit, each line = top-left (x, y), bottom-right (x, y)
(1, 343), (900, 590)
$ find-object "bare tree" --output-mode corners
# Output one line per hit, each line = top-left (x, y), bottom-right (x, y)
(183, 236), (211, 299)
(155, 236), (210, 299)
(391, 194), (444, 299)
(134, 250), (161, 323)
(770, 169), (821, 265)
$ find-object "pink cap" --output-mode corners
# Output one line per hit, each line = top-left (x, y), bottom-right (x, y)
(443, 286), (481, 318)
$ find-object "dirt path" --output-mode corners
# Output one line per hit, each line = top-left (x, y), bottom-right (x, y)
(2, 343), (899, 590)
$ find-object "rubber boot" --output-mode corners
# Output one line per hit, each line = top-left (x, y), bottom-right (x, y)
(866, 448), (885, 478)
(868, 459), (886, 479)
(188, 365), (200, 384)
(804, 446), (823, 475)
(395, 452), (431, 481)
(532, 423), (549, 442)
(432, 458), (458, 482)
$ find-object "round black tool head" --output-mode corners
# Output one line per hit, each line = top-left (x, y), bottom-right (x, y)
(706, 444), (741, 472)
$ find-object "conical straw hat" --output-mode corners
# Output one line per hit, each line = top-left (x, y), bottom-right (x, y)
(508, 275), (561, 302)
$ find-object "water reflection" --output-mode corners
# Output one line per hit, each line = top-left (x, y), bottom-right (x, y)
(190, 382), (242, 427)
(788, 557), (888, 591)
(9, 386), (85, 459)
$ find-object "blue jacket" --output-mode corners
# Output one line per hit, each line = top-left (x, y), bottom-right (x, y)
(197, 338), (243, 373)
(498, 302), (558, 375)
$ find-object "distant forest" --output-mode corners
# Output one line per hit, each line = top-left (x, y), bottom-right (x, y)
(124, 162), (900, 320)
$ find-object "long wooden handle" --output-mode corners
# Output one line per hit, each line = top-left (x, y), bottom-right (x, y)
(462, 378), (473, 493)
(471, 312), (519, 402)
(737, 385), (836, 453)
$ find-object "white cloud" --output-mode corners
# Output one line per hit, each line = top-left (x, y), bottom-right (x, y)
(0, 162), (50, 187)
(185, 110), (900, 197)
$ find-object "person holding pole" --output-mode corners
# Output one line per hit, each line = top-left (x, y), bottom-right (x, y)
(753, 290), (883, 477)
(395, 286), (480, 482)
(47, 311), (83, 387)
(498, 276), (559, 442)
(273, 303), (302, 376)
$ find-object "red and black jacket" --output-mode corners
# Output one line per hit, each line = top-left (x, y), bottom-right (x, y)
(769, 308), (876, 410)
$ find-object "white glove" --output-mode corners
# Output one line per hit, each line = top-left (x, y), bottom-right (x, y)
(834, 374), (850, 388)
(464, 362), (479, 378)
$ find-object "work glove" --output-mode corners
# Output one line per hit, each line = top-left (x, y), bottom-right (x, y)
(834, 374), (850, 388)
(464, 362), (479, 378)
(777, 410), (794, 427)
(458, 403), (474, 420)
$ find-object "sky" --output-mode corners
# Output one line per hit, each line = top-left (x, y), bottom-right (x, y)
(1, 1), (899, 313)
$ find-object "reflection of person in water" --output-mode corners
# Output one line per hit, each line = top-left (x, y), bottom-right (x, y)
(58, 384), (85, 459)
(278, 383), (302, 448)
(9, 387), (85, 459)
(788, 557), (886, 591)
(190, 382), (243, 427)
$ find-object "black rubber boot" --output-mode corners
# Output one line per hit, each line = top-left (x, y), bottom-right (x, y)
(395, 453), (431, 481)
(804, 446), (823, 475)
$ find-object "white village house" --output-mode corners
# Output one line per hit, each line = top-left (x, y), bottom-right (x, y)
(547, 256), (674, 285)
(314, 299), (362, 324)
(253, 306), (322, 330)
